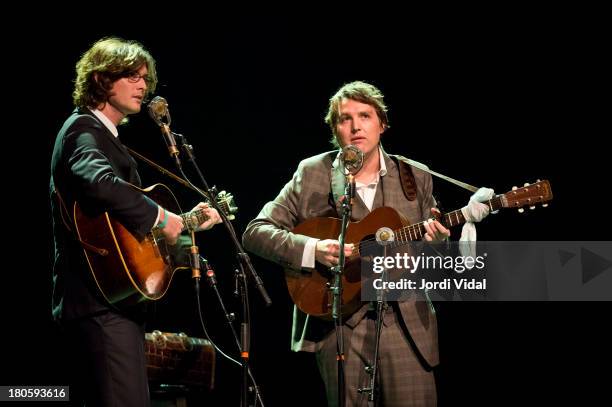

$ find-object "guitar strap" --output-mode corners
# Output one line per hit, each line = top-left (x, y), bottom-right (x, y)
(396, 155), (479, 193)
(390, 156), (418, 201)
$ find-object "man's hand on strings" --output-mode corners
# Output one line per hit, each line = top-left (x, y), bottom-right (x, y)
(315, 239), (354, 267)
(192, 202), (223, 231)
(423, 208), (450, 242)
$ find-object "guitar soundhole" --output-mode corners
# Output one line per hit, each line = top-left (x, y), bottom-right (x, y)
(359, 234), (385, 260)
(354, 234), (385, 282)
(319, 267), (334, 279)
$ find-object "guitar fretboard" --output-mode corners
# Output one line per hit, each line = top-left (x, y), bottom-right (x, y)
(398, 196), (503, 243)
(352, 196), (504, 255)
(180, 208), (209, 231)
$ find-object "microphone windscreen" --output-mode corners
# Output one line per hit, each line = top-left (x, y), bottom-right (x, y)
(148, 96), (168, 123)
(341, 145), (364, 174)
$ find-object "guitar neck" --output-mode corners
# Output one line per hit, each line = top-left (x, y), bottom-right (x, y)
(179, 208), (209, 232)
(175, 191), (236, 231)
(396, 196), (504, 242)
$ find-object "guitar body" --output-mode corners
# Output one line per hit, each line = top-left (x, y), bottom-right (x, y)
(286, 206), (409, 320)
(74, 184), (188, 306)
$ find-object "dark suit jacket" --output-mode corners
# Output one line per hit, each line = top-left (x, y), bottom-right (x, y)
(50, 108), (159, 321)
(242, 148), (439, 367)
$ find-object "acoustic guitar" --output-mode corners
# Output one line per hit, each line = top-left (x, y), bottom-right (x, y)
(286, 180), (553, 320)
(73, 183), (237, 306)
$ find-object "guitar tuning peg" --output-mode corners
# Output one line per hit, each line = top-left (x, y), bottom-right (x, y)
(524, 182), (530, 187)
(542, 204), (549, 208)
(512, 186), (518, 191)
(518, 208), (525, 213)
(530, 206), (536, 210)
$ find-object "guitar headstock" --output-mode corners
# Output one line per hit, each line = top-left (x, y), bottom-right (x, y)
(216, 190), (238, 220)
(500, 179), (553, 213)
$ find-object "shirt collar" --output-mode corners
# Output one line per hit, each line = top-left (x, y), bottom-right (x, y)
(356, 146), (388, 187)
(91, 108), (119, 138)
(378, 145), (387, 177)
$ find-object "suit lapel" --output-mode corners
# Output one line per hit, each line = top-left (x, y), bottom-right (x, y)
(81, 108), (140, 184)
(381, 147), (400, 209)
(330, 151), (345, 216)
(82, 108), (134, 162)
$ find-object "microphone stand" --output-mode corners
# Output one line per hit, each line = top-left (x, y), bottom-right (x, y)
(149, 102), (268, 406)
(175, 133), (271, 306)
(331, 171), (356, 407)
(358, 241), (390, 407)
(173, 133), (270, 407)
(196, 257), (264, 407)
(160, 123), (182, 170)
(235, 264), (250, 407)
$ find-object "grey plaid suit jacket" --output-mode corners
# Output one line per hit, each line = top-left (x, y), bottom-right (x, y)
(242, 147), (439, 368)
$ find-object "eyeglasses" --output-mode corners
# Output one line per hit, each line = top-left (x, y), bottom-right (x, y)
(125, 72), (152, 85)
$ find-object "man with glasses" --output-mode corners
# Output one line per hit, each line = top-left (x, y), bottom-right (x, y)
(50, 37), (221, 406)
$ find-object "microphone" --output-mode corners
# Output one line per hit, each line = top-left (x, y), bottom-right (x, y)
(147, 96), (179, 159)
(375, 227), (395, 245)
(339, 145), (363, 204)
(147, 96), (170, 126)
(340, 144), (364, 175)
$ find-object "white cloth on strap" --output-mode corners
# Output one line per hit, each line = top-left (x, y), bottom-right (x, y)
(460, 187), (495, 259)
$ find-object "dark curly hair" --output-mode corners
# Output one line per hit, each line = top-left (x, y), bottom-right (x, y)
(72, 37), (157, 108)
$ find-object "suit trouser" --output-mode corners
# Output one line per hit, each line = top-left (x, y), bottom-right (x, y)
(316, 305), (436, 407)
(62, 311), (150, 407)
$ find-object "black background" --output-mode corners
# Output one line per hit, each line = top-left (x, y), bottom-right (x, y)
(3, 11), (610, 406)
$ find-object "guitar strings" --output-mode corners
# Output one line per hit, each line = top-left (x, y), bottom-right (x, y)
(350, 207), (468, 255)
(352, 195), (505, 254)
(313, 185), (547, 259)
